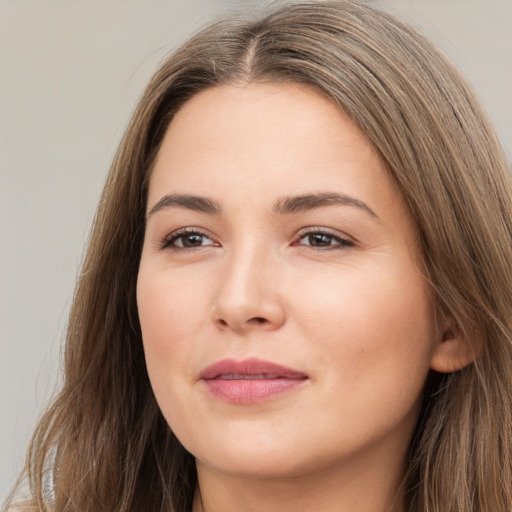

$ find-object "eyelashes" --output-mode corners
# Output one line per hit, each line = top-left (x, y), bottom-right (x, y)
(159, 228), (216, 251)
(296, 227), (354, 249)
(159, 226), (355, 253)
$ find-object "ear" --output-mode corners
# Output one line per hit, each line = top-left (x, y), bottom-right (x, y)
(429, 322), (475, 373)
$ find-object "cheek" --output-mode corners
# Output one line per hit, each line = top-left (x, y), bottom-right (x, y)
(136, 264), (210, 390)
(293, 258), (436, 394)
(137, 264), (212, 445)
(138, 264), (207, 342)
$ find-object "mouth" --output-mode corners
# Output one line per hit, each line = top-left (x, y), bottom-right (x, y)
(200, 357), (308, 404)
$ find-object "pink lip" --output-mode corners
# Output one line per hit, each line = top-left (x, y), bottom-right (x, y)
(200, 357), (308, 404)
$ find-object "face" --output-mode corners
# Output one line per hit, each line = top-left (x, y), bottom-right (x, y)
(137, 82), (444, 481)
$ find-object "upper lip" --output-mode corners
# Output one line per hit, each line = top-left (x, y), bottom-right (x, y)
(200, 357), (308, 380)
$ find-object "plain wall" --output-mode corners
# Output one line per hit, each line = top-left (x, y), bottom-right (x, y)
(1, 0), (511, 502)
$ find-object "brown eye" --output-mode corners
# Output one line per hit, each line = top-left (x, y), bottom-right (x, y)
(298, 230), (354, 249)
(306, 233), (335, 247)
(161, 229), (216, 250)
(179, 233), (207, 247)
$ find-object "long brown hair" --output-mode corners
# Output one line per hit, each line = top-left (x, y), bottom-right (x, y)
(6, 1), (512, 511)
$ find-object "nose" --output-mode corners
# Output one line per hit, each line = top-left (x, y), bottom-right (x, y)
(212, 246), (286, 334)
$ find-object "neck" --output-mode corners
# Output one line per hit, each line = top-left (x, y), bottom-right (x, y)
(192, 447), (407, 512)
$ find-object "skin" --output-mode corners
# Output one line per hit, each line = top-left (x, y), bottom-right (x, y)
(137, 82), (469, 512)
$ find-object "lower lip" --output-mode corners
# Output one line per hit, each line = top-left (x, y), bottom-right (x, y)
(203, 378), (307, 404)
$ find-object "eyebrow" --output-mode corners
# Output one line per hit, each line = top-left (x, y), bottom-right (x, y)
(148, 193), (222, 216)
(273, 192), (378, 218)
(148, 192), (378, 219)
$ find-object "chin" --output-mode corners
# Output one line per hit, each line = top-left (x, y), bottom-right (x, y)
(188, 427), (332, 480)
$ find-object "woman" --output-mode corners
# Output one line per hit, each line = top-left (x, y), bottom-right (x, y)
(6, 0), (512, 511)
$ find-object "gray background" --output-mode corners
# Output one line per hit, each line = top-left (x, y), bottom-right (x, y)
(1, 0), (511, 501)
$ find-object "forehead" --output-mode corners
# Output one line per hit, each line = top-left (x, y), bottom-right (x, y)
(148, 82), (400, 220)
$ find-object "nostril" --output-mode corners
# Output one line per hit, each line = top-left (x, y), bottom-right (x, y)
(249, 317), (267, 324)
(215, 317), (267, 329)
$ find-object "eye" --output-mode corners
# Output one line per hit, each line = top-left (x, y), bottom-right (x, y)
(160, 228), (217, 250)
(297, 228), (354, 249)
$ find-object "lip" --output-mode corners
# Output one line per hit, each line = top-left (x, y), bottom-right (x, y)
(200, 357), (309, 404)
